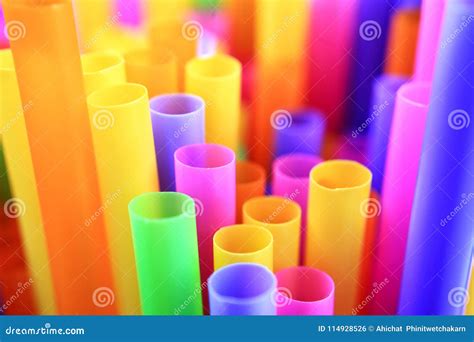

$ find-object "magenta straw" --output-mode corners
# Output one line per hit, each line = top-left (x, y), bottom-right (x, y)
(272, 154), (322, 264)
(370, 82), (431, 314)
(275, 266), (335, 315)
(413, 0), (446, 82)
(175, 143), (236, 312)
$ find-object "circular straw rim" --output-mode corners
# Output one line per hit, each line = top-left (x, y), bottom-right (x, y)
(87, 82), (148, 109)
(243, 196), (302, 226)
(149, 93), (205, 118)
(81, 50), (124, 76)
(310, 160), (372, 192)
(174, 143), (236, 171)
(128, 191), (195, 224)
(186, 54), (241, 81)
(273, 153), (322, 181)
(236, 160), (266, 186)
(213, 224), (273, 257)
(208, 262), (277, 306)
(396, 81), (432, 109)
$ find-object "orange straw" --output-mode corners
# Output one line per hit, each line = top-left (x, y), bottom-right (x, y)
(236, 161), (266, 223)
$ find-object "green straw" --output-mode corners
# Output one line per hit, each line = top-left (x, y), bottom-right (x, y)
(129, 192), (203, 315)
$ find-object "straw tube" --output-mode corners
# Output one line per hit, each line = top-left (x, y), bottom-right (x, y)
(272, 154), (322, 264)
(305, 160), (372, 314)
(150, 94), (205, 192)
(185, 54), (242, 152)
(81, 50), (126, 95)
(125, 47), (178, 97)
(87, 83), (159, 314)
(175, 143), (236, 310)
(275, 266), (335, 315)
(371, 82), (431, 314)
(236, 161), (266, 224)
(2, 0), (116, 314)
(208, 263), (276, 315)
(213, 224), (273, 271)
(0, 49), (56, 314)
(243, 196), (301, 272)
(129, 192), (202, 315)
(399, 0), (474, 315)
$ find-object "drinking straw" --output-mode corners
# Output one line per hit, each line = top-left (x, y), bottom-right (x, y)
(305, 160), (372, 314)
(128, 192), (202, 315)
(208, 263), (276, 315)
(274, 109), (325, 158)
(2, 0), (116, 314)
(384, 8), (420, 76)
(185, 54), (242, 152)
(115, 0), (142, 29)
(81, 50), (126, 95)
(73, 0), (113, 51)
(0, 49), (56, 314)
(243, 196), (301, 272)
(150, 94), (205, 191)
(175, 143), (236, 311)
(275, 266), (335, 315)
(467, 258), (474, 315)
(398, 0), (474, 315)
(0, 145), (10, 201)
(226, 0), (255, 64)
(370, 82), (431, 314)
(213, 224), (273, 271)
(307, 0), (358, 133)
(87, 83), (159, 314)
(346, 0), (394, 131)
(272, 154), (322, 265)
(249, 0), (308, 171)
(413, 0), (446, 82)
(236, 161), (266, 224)
(124, 47), (178, 97)
(144, 0), (189, 24)
(365, 74), (408, 193)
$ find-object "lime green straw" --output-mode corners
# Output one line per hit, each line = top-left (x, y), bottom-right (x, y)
(129, 192), (203, 315)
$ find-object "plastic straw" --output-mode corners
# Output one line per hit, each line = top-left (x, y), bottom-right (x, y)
(307, 0), (358, 133)
(87, 83), (159, 314)
(208, 263), (276, 315)
(129, 192), (202, 315)
(275, 266), (335, 315)
(272, 154), (322, 264)
(236, 161), (266, 224)
(125, 47), (178, 98)
(274, 109), (326, 158)
(74, 0), (112, 51)
(213, 224), (273, 271)
(175, 143), (236, 311)
(243, 196), (301, 272)
(185, 54), (242, 152)
(0, 49), (56, 314)
(346, 0), (394, 131)
(226, 0), (255, 64)
(305, 160), (372, 314)
(150, 94), (205, 192)
(3, 0), (116, 314)
(399, 0), (474, 315)
(370, 82), (431, 314)
(365, 74), (408, 193)
(81, 50), (126, 95)
(384, 8), (420, 76)
(467, 258), (474, 315)
(413, 0), (446, 82)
